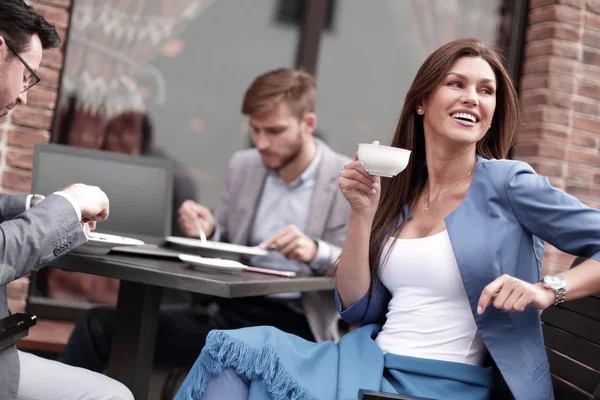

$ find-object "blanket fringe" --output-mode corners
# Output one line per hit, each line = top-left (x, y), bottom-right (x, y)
(187, 330), (317, 400)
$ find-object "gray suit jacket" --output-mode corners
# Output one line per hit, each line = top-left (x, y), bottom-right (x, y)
(0, 194), (86, 399)
(214, 139), (351, 342)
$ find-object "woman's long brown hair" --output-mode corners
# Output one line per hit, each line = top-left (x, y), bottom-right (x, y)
(367, 38), (521, 292)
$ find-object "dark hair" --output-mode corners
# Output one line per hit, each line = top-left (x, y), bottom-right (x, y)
(242, 68), (316, 120)
(368, 38), (520, 284)
(0, 0), (61, 55)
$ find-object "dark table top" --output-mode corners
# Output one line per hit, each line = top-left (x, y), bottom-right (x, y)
(52, 252), (334, 298)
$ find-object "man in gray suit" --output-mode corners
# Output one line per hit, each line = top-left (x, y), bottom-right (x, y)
(0, 1), (133, 398)
(60, 68), (351, 373)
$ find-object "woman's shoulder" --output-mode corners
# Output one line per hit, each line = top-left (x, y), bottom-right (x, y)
(476, 157), (537, 182)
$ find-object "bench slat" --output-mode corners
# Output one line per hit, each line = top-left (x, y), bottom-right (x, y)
(558, 296), (600, 322)
(552, 374), (593, 400)
(357, 390), (431, 400)
(543, 324), (600, 371)
(542, 306), (600, 346)
(546, 348), (600, 395)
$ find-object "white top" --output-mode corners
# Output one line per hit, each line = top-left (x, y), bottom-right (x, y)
(374, 230), (487, 366)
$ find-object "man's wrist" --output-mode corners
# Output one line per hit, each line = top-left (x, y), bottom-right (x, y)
(54, 191), (82, 221)
(26, 194), (45, 210)
(309, 239), (332, 270)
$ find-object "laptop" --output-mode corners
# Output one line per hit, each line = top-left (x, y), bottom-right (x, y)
(31, 143), (296, 276)
(32, 143), (175, 248)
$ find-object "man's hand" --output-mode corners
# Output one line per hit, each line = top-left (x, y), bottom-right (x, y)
(477, 274), (556, 315)
(61, 184), (109, 223)
(82, 221), (97, 237)
(177, 200), (215, 238)
(260, 224), (318, 263)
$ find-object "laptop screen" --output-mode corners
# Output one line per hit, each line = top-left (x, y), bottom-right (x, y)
(32, 143), (173, 242)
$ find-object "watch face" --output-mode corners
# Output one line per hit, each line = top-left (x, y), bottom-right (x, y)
(544, 275), (564, 286)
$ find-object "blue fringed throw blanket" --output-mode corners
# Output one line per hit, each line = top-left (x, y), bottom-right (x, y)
(175, 324), (493, 400)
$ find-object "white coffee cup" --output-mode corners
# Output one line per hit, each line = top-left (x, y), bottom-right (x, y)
(357, 143), (411, 178)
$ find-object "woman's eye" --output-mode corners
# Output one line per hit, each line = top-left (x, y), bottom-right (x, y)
(449, 81), (462, 88)
(480, 88), (495, 95)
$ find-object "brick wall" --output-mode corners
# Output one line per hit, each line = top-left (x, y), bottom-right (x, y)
(2, 0), (71, 312)
(1, 0), (599, 306)
(514, 0), (600, 274)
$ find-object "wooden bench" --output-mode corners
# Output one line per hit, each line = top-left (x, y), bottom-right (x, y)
(541, 294), (600, 400)
(357, 293), (600, 400)
(15, 319), (74, 355)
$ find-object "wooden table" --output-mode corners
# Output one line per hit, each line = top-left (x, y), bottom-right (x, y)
(52, 252), (334, 399)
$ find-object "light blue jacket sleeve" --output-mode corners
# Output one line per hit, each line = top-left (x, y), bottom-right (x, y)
(334, 277), (391, 325)
(506, 162), (600, 262)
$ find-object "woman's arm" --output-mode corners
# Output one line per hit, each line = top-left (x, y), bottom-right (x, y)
(478, 162), (600, 313)
(552, 258), (600, 301)
(336, 211), (376, 309)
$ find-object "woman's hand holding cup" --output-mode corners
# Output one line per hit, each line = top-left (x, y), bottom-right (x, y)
(339, 140), (381, 221)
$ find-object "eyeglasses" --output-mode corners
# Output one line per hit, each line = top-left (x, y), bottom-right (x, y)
(4, 40), (40, 92)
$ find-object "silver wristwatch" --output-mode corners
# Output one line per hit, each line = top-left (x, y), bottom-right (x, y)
(541, 274), (566, 306)
(30, 193), (45, 208)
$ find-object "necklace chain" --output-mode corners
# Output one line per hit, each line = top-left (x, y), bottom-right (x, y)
(424, 159), (476, 211)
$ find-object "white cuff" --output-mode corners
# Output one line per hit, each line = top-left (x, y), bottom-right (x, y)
(25, 194), (33, 210)
(310, 239), (333, 272)
(54, 191), (82, 221)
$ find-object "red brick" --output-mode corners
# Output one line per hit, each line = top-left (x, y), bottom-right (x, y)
(528, 160), (565, 177)
(527, 22), (583, 41)
(41, 49), (63, 70)
(567, 147), (600, 165)
(565, 185), (600, 199)
(578, 82), (600, 101)
(570, 130), (598, 148)
(31, 0), (71, 8)
(523, 57), (577, 75)
(520, 74), (576, 92)
(10, 108), (54, 131)
(548, 176), (565, 188)
(587, 12), (600, 31)
(529, 5), (583, 25)
(513, 141), (567, 159)
(583, 30), (600, 51)
(588, 0), (600, 13)
(573, 98), (600, 114)
(7, 128), (50, 149)
(583, 49), (600, 66)
(29, 3), (69, 29)
(521, 91), (573, 109)
(525, 40), (580, 59)
(522, 106), (572, 125)
(26, 87), (58, 110)
(567, 162), (598, 182)
(518, 124), (570, 140)
(582, 65), (600, 83)
(1, 168), (32, 192)
(7, 150), (34, 170)
(37, 66), (60, 90)
(574, 115), (600, 132)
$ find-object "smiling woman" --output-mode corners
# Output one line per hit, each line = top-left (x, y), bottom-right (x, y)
(173, 38), (600, 400)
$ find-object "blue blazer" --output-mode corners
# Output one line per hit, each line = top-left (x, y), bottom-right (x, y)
(336, 156), (600, 400)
